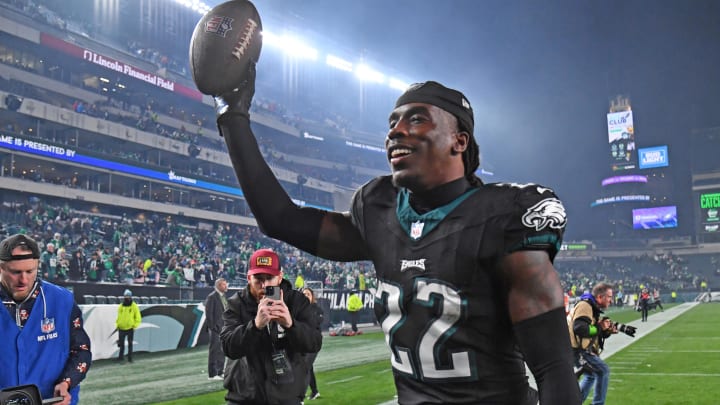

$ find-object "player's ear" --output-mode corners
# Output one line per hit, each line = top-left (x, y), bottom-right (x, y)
(452, 130), (469, 155)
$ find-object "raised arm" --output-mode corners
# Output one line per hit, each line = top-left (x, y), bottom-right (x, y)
(215, 65), (368, 261)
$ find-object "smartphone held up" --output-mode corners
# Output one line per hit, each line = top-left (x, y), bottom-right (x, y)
(265, 285), (281, 302)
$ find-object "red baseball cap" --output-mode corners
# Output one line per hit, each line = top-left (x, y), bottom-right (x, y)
(248, 249), (281, 276)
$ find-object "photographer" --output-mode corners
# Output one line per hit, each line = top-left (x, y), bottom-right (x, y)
(568, 282), (636, 405)
(220, 249), (322, 404)
(0, 234), (92, 405)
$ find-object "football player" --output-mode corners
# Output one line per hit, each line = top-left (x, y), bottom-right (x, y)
(214, 66), (581, 403)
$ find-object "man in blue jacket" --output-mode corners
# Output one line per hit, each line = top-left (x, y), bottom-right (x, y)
(0, 234), (92, 405)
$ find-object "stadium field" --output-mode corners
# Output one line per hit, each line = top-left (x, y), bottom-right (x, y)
(78, 302), (720, 404)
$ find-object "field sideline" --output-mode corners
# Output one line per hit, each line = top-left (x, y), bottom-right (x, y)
(77, 302), (720, 404)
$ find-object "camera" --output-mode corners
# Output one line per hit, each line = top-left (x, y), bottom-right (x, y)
(270, 349), (294, 384)
(0, 384), (64, 405)
(0, 384), (42, 405)
(600, 316), (637, 337)
(0, 384), (66, 405)
(612, 321), (637, 337)
(265, 286), (281, 301)
(573, 352), (600, 379)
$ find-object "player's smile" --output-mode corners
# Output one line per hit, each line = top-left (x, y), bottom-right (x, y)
(387, 144), (416, 167)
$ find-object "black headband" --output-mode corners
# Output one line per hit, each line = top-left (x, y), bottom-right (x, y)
(395, 81), (474, 136)
(0, 234), (41, 261)
(6, 253), (38, 261)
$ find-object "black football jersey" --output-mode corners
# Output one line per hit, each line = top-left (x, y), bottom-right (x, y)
(350, 176), (566, 404)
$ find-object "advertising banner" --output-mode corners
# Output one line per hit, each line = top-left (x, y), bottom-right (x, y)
(607, 111), (636, 171)
(40, 33), (204, 101)
(700, 191), (720, 233)
(638, 145), (669, 169)
(632, 205), (678, 229)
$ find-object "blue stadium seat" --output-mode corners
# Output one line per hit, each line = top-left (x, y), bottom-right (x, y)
(94, 295), (107, 304)
(83, 295), (95, 305)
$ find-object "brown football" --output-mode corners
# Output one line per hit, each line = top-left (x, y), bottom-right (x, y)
(189, 0), (262, 96)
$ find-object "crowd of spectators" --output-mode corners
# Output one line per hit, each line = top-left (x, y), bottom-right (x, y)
(0, 0), (395, 192)
(555, 252), (711, 301)
(0, 0), (388, 150)
(0, 62), (386, 193)
(0, 196), (376, 293)
(3, 192), (716, 303)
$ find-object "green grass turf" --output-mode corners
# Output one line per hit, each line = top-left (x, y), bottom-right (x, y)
(79, 330), (392, 404)
(597, 303), (720, 405)
(153, 359), (397, 405)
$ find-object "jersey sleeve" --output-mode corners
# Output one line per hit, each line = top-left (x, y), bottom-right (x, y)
(499, 183), (567, 261)
(350, 178), (383, 241)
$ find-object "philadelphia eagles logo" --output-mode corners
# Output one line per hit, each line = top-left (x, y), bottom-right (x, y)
(521, 198), (567, 231)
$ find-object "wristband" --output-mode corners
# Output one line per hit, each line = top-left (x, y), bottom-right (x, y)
(589, 325), (598, 336)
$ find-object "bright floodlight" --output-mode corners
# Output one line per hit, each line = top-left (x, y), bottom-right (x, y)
(355, 64), (385, 83)
(174, 0), (210, 14)
(326, 54), (353, 72)
(263, 30), (318, 61)
(388, 78), (410, 91)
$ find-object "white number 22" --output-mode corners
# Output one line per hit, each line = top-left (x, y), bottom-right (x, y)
(375, 279), (474, 381)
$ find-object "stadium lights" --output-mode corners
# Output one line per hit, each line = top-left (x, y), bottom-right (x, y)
(388, 78), (410, 91)
(262, 31), (319, 61)
(355, 64), (385, 84)
(165, 0), (414, 90)
(326, 55), (353, 72)
(174, 0), (211, 15)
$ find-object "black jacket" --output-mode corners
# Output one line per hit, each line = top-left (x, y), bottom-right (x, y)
(221, 279), (322, 404)
(308, 302), (324, 332)
(205, 289), (226, 333)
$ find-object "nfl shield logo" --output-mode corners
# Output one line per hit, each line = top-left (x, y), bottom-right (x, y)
(41, 317), (55, 333)
(205, 16), (234, 37)
(410, 221), (425, 240)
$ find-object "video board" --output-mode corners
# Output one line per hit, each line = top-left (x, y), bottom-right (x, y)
(632, 205), (678, 230)
(699, 191), (720, 234)
(607, 111), (636, 171)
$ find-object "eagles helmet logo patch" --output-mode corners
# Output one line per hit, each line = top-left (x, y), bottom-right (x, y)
(521, 198), (567, 231)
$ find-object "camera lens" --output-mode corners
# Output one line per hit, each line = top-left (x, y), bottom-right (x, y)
(5, 392), (33, 405)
